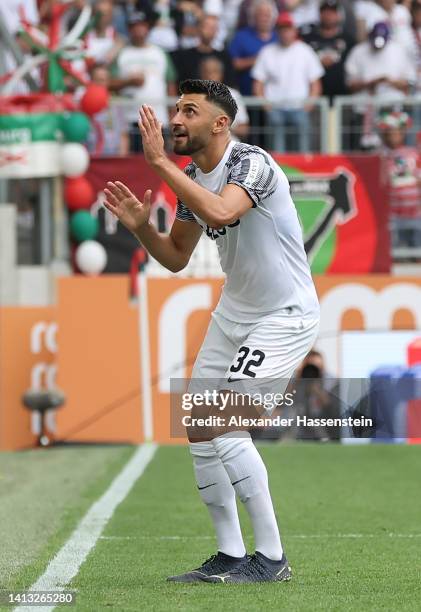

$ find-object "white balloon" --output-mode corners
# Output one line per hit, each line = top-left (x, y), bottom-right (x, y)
(75, 240), (107, 275)
(61, 143), (90, 177)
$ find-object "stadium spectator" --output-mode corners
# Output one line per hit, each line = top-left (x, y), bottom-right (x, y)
(345, 21), (414, 99)
(355, 0), (413, 53)
(300, 0), (355, 102)
(85, 0), (125, 66)
(230, 0), (278, 145)
(377, 111), (421, 250)
(229, 0), (278, 96)
(345, 21), (416, 149)
(199, 56), (250, 139)
(172, 14), (236, 86)
(110, 9), (177, 153)
(170, 0), (207, 48)
(252, 12), (324, 152)
(236, 0), (357, 36)
(86, 63), (129, 156)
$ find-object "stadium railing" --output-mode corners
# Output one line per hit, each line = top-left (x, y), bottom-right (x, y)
(332, 94), (421, 153)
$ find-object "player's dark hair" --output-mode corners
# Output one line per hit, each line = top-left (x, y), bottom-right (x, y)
(179, 79), (238, 123)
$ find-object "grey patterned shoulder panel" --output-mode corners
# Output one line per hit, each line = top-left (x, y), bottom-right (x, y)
(175, 161), (198, 222)
(225, 142), (277, 206)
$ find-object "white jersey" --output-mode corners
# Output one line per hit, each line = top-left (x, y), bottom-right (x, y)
(176, 140), (320, 323)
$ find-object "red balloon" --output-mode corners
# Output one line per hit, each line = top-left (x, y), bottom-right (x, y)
(80, 84), (109, 116)
(64, 176), (95, 211)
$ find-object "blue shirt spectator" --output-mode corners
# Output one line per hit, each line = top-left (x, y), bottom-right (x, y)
(229, 0), (278, 95)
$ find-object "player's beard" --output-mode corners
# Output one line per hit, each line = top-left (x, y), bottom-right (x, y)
(172, 133), (207, 155)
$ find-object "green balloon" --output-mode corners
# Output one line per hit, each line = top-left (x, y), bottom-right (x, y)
(61, 112), (91, 143)
(70, 210), (99, 242)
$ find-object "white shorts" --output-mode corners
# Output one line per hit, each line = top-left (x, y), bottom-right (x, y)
(190, 308), (320, 400)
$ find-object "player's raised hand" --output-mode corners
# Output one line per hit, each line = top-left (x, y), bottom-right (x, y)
(104, 181), (152, 233)
(138, 104), (166, 167)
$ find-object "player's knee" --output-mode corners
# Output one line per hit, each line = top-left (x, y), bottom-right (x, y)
(232, 480), (255, 503)
(199, 489), (228, 509)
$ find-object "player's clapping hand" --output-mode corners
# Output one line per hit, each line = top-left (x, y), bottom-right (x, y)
(104, 181), (152, 233)
(138, 104), (166, 167)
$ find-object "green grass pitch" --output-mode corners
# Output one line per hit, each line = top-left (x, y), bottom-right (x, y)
(1, 444), (420, 611)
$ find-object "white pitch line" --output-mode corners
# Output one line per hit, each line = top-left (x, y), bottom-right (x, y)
(99, 533), (421, 541)
(14, 443), (157, 612)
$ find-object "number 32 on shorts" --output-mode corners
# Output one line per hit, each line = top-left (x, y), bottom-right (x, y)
(229, 346), (266, 378)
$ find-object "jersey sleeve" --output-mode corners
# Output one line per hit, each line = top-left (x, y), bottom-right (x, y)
(175, 162), (197, 222)
(175, 200), (196, 222)
(226, 146), (278, 206)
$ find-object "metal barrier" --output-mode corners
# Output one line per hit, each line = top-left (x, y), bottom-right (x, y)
(332, 94), (421, 153)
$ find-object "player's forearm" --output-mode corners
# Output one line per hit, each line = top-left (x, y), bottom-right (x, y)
(133, 222), (188, 273)
(150, 157), (233, 228)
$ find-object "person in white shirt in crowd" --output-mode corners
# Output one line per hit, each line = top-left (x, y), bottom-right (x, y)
(344, 21), (416, 149)
(85, 0), (125, 66)
(110, 9), (177, 153)
(345, 21), (415, 101)
(251, 11), (324, 152)
(199, 55), (250, 140)
(355, 0), (413, 53)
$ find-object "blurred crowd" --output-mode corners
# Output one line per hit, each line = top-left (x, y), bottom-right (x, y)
(3, 1), (421, 146)
(2, 0), (421, 248)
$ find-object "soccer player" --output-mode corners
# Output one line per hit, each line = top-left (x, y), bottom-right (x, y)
(103, 80), (320, 583)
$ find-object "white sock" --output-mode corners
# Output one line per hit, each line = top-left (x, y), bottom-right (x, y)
(212, 432), (284, 561)
(190, 441), (246, 558)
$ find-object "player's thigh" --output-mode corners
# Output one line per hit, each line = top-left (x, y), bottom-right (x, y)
(187, 316), (238, 440)
(226, 316), (319, 393)
(191, 314), (238, 381)
(187, 313), (237, 412)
